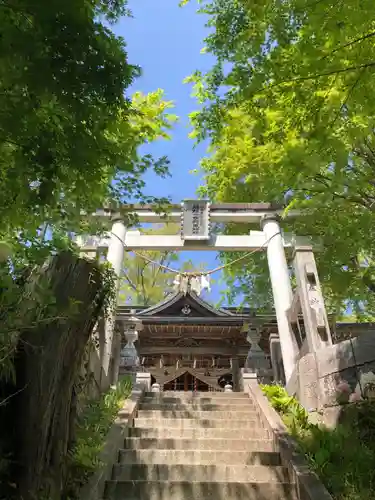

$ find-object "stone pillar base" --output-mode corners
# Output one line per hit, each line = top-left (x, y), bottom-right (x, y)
(135, 372), (151, 392)
(240, 368), (258, 391)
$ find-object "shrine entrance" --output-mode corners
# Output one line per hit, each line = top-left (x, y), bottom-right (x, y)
(163, 371), (210, 392)
(79, 200), (333, 386)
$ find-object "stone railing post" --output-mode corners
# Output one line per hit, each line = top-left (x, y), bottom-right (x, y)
(293, 245), (332, 352)
(110, 330), (122, 386)
(231, 356), (240, 392)
(269, 333), (285, 384)
(135, 372), (151, 392)
(240, 369), (258, 392)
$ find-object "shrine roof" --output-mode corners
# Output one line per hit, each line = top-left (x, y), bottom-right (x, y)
(138, 291), (232, 317)
(115, 289), (375, 344)
(116, 290), (277, 327)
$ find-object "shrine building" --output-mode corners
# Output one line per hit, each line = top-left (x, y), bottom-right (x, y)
(116, 289), (369, 392)
(116, 289), (274, 391)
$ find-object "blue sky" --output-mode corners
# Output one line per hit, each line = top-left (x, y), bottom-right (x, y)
(113, 1), (228, 305)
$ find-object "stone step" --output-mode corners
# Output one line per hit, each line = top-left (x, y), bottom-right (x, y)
(124, 437), (279, 455)
(136, 410), (261, 420)
(118, 449), (280, 466)
(144, 391), (249, 398)
(134, 418), (270, 433)
(104, 480), (297, 500)
(112, 464), (289, 482)
(128, 427), (275, 444)
(142, 394), (250, 405)
(139, 402), (256, 411)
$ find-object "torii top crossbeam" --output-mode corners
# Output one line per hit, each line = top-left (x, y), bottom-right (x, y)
(82, 201), (308, 251)
(93, 201), (299, 224)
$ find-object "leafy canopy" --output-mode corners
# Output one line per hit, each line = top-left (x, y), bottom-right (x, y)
(0, 0), (176, 239)
(184, 0), (375, 316)
(0, 1), (178, 380)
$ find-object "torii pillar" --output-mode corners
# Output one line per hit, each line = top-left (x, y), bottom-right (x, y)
(261, 214), (298, 382)
(101, 215), (127, 388)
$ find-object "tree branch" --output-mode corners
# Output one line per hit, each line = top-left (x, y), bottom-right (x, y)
(265, 61), (375, 91)
(0, 384), (28, 407)
(139, 260), (152, 305)
(323, 31), (375, 59)
(296, 175), (375, 209)
(330, 67), (365, 126)
(122, 272), (137, 291)
(150, 251), (172, 289)
(0, 1), (33, 27)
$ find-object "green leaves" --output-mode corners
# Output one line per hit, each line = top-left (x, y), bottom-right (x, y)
(66, 376), (132, 497)
(0, 0), (179, 412)
(261, 384), (310, 431)
(0, 3), (177, 239)
(262, 384), (375, 498)
(187, 0), (375, 315)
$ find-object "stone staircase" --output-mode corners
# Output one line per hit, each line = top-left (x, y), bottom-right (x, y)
(103, 391), (297, 500)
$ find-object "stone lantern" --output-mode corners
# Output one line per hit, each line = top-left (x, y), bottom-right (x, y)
(120, 316), (143, 371)
(244, 325), (270, 373)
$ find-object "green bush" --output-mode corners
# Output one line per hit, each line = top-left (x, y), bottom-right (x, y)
(65, 376), (132, 499)
(261, 384), (375, 500)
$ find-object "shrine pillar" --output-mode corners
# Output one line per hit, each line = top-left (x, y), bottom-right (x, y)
(101, 216), (127, 387)
(261, 214), (298, 382)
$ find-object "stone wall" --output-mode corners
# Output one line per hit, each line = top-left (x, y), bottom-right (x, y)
(287, 329), (375, 427)
(332, 322), (375, 344)
(86, 344), (109, 398)
(78, 323), (111, 403)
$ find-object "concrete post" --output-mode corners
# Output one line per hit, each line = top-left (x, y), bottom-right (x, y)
(269, 333), (285, 384)
(231, 357), (241, 392)
(101, 217), (127, 386)
(110, 330), (122, 386)
(261, 214), (298, 382)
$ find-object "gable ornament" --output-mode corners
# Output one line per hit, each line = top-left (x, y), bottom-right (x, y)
(181, 304), (191, 315)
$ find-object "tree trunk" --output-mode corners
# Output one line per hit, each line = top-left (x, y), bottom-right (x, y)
(11, 252), (108, 500)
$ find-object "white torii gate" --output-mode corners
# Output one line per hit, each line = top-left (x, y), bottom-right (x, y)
(78, 201), (316, 385)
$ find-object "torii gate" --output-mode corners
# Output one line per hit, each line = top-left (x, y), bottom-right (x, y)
(77, 201), (332, 387)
